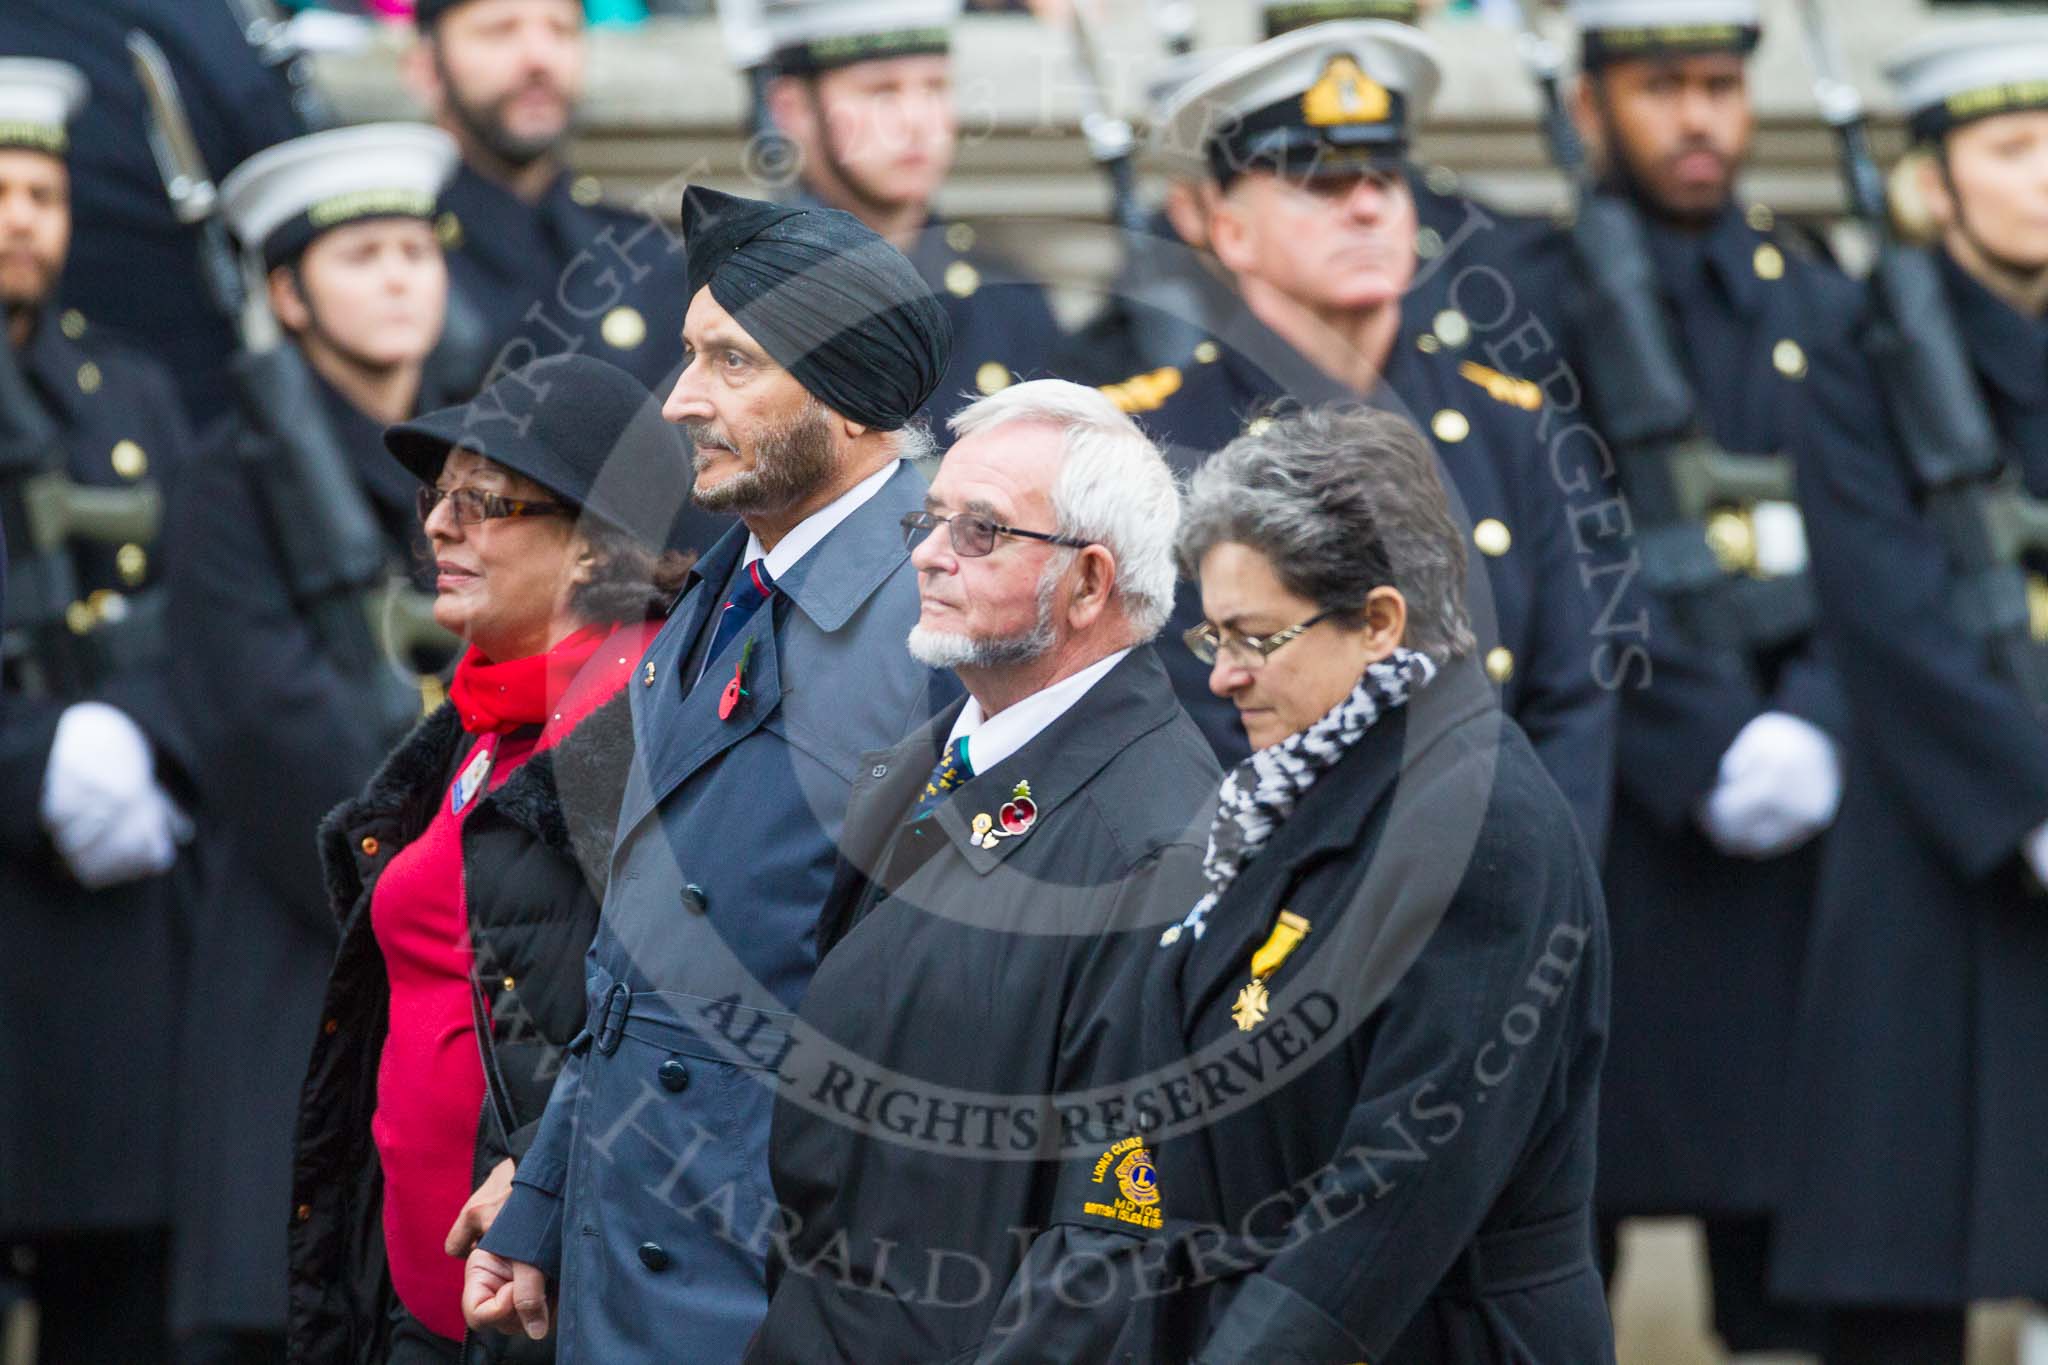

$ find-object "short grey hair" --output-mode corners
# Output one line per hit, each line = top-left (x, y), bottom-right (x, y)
(949, 379), (1181, 641)
(1178, 405), (1476, 664)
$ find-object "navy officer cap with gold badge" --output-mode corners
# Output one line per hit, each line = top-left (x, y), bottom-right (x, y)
(219, 123), (459, 271)
(1264, 1), (1421, 40)
(761, 0), (963, 77)
(1570, 0), (1761, 71)
(1886, 18), (2048, 147)
(1160, 20), (1441, 189)
(0, 58), (87, 161)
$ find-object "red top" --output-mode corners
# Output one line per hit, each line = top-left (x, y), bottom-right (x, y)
(370, 621), (658, 1339)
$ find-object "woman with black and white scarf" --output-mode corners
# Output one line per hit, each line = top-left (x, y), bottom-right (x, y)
(1073, 405), (1615, 1365)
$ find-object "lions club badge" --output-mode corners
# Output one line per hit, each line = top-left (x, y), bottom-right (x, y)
(1084, 1135), (1163, 1230)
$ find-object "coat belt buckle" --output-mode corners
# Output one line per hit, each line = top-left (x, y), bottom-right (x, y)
(593, 982), (631, 1056)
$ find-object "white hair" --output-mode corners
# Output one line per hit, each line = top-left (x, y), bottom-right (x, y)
(947, 379), (1181, 641)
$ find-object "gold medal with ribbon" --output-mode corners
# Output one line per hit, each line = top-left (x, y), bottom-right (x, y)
(1232, 910), (1311, 1031)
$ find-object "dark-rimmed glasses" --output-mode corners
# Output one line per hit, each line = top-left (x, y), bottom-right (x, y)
(417, 485), (571, 527)
(1184, 608), (1346, 668)
(900, 510), (1094, 559)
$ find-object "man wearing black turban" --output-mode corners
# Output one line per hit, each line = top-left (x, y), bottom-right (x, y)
(463, 186), (961, 1364)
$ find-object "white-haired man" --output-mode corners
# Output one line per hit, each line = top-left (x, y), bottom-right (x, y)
(744, 380), (1220, 1363)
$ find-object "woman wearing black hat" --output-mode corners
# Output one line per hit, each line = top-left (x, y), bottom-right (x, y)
(286, 355), (694, 1365)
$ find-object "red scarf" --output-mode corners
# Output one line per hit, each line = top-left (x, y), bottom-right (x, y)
(448, 622), (653, 737)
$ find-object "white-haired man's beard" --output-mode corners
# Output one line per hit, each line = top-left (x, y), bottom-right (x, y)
(687, 397), (838, 518)
(907, 562), (1062, 671)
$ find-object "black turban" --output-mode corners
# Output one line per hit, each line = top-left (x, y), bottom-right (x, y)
(680, 185), (952, 432)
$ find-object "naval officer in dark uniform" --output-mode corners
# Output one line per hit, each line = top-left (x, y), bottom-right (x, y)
(754, 0), (1068, 436)
(403, 0), (691, 400)
(0, 57), (195, 1365)
(1485, 3), (1861, 1353)
(1775, 21), (2048, 1363)
(1104, 19), (1615, 852)
(162, 122), (459, 1364)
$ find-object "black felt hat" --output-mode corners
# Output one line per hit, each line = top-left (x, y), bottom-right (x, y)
(385, 355), (694, 547)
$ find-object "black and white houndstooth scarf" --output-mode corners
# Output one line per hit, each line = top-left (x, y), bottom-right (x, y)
(1161, 647), (1439, 947)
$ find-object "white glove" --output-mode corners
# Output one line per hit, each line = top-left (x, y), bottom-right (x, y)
(2025, 821), (2048, 891)
(38, 702), (188, 891)
(1697, 711), (1843, 860)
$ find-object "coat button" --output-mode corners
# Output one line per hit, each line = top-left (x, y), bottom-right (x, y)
(871, 764), (889, 779)
(501, 976), (517, 992)
(659, 1059), (691, 1092)
(637, 1241), (670, 1272)
(1486, 647), (1516, 685)
(680, 884), (708, 915)
(323, 1018), (339, 1036)
(360, 836), (380, 857)
(295, 1203), (312, 1222)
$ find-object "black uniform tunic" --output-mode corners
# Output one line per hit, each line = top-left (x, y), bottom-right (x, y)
(1107, 306), (1616, 853)
(437, 164), (692, 401)
(163, 369), (431, 1334)
(1069, 663), (1613, 1364)
(1, 306), (193, 1238)
(1774, 250), (2048, 1305)
(749, 649), (1216, 1363)
(1498, 201), (1864, 1223)
(897, 214), (1068, 437)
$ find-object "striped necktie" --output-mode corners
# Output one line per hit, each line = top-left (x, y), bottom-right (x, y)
(697, 559), (775, 686)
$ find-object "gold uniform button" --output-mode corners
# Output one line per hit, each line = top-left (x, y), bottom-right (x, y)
(360, 836), (380, 858)
(1773, 339), (1808, 380)
(1425, 164), (1459, 196)
(59, 308), (86, 340)
(1431, 409), (1470, 443)
(1473, 518), (1512, 557)
(1485, 647), (1516, 684)
(1706, 508), (1757, 574)
(1417, 333), (1442, 355)
(975, 361), (1012, 395)
(1415, 225), (1445, 260)
(1433, 309), (1471, 350)
(570, 175), (603, 206)
(944, 260), (981, 298)
(76, 361), (101, 394)
(1753, 243), (1785, 281)
(1746, 202), (1776, 233)
(945, 222), (977, 253)
(115, 543), (147, 586)
(434, 211), (464, 250)
(501, 975), (517, 992)
(111, 439), (147, 480)
(601, 305), (647, 351)
(1192, 340), (1220, 365)
(65, 600), (95, 635)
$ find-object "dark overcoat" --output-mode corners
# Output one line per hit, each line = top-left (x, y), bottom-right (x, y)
(477, 462), (961, 1362)
(1065, 661), (1614, 1364)
(0, 306), (193, 1236)
(747, 647), (1216, 1364)
(1773, 250), (2048, 1304)
(163, 371), (430, 1333)
(1498, 200), (1864, 1215)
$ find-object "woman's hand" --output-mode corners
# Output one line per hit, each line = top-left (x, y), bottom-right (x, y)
(445, 1157), (516, 1257)
(463, 1247), (553, 1341)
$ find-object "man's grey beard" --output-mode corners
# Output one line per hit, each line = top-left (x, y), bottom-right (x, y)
(688, 399), (838, 519)
(906, 562), (1062, 671)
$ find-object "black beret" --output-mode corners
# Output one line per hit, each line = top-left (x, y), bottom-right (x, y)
(385, 354), (694, 548)
(680, 185), (951, 432)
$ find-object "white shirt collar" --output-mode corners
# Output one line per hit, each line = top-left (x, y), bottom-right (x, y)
(743, 459), (901, 581)
(943, 648), (1133, 778)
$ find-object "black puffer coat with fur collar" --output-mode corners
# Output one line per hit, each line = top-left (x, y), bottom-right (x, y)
(284, 684), (635, 1365)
